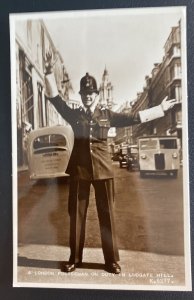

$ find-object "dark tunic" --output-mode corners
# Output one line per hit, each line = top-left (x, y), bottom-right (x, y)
(48, 95), (140, 180)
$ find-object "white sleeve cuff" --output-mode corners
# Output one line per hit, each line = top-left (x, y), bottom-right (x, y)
(139, 105), (165, 123)
(45, 73), (58, 98)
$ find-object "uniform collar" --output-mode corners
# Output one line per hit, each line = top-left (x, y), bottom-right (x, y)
(81, 104), (97, 114)
(79, 105), (107, 118)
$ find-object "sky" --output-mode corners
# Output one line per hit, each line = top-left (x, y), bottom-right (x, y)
(43, 7), (184, 110)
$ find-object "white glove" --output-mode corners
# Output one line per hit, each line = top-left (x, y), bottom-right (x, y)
(161, 96), (179, 112)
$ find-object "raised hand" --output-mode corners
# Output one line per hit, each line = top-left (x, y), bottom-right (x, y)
(161, 96), (179, 112)
(44, 50), (58, 74)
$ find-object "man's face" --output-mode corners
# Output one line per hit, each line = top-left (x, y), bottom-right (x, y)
(80, 92), (98, 108)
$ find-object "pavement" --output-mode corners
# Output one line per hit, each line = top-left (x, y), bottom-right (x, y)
(16, 244), (186, 290)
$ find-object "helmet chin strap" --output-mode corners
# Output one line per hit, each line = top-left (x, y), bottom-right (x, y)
(90, 94), (99, 111)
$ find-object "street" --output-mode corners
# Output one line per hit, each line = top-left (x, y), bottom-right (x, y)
(17, 162), (185, 288)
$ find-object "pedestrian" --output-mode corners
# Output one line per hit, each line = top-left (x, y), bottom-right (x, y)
(44, 52), (177, 274)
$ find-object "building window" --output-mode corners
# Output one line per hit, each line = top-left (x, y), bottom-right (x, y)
(174, 62), (181, 78)
(176, 110), (182, 124)
(23, 72), (34, 128)
(170, 65), (175, 80)
(45, 99), (48, 126)
(19, 51), (34, 129)
(37, 83), (44, 127)
(175, 85), (182, 102)
(153, 127), (157, 135)
(173, 45), (181, 56)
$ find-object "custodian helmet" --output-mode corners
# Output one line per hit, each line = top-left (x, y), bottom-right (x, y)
(79, 73), (99, 94)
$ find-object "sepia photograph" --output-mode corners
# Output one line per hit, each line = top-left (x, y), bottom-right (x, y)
(10, 6), (191, 290)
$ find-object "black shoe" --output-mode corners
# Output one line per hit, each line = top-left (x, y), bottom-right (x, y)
(61, 262), (82, 273)
(105, 262), (121, 274)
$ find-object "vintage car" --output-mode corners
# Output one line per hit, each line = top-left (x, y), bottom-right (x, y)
(27, 125), (74, 179)
(118, 145), (128, 168)
(126, 145), (139, 171)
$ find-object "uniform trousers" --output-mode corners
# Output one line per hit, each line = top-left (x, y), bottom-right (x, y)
(68, 178), (120, 264)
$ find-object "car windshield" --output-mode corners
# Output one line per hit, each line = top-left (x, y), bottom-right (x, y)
(139, 139), (157, 150)
(159, 139), (177, 149)
(130, 148), (138, 154)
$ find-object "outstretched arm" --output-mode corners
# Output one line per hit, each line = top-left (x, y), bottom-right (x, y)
(110, 96), (178, 127)
(139, 96), (178, 123)
(44, 50), (59, 98)
(44, 51), (75, 124)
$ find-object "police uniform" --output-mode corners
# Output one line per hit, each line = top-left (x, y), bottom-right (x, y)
(45, 72), (165, 272)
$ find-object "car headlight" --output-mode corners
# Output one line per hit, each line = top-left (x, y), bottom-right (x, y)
(172, 152), (178, 158)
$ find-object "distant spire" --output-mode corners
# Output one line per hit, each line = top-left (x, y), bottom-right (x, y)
(103, 65), (108, 76)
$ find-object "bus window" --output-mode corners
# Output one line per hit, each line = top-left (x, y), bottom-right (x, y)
(159, 139), (177, 149)
(139, 139), (157, 150)
(33, 134), (67, 154)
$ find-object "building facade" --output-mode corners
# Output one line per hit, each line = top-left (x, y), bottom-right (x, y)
(131, 20), (182, 144)
(111, 20), (182, 153)
(15, 20), (78, 168)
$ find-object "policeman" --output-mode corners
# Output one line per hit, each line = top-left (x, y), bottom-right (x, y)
(44, 52), (177, 274)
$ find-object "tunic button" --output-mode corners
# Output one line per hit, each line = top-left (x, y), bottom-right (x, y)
(90, 150), (93, 153)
